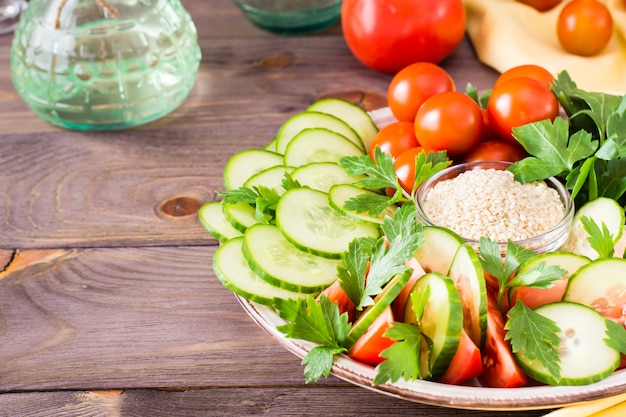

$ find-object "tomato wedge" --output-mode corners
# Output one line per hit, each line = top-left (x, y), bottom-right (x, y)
(438, 328), (483, 385)
(392, 258), (426, 320)
(479, 291), (528, 388)
(347, 306), (395, 366)
(319, 279), (357, 323)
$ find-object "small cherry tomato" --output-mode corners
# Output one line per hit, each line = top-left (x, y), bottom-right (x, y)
(387, 62), (456, 122)
(487, 77), (559, 143)
(394, 146), (428, 194)
(462, 140), (528, 164)
(557, 0), (614, 57)
(414, 91), (483, 156)
(368, 121), (420, 162)
(493, 64), (554, 91)
(515, 0), (562, 11)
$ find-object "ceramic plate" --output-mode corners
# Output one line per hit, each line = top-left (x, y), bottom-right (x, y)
(237, 296), (626, 411)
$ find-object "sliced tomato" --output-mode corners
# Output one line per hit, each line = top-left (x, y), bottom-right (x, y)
(508, 278), (569, 310)
(438, 328), (483, 385)
(319, 279), (357, 323)
(392, 258), (426, 321)
(479, 291), (527, 388)
(347, 306), (396, 366)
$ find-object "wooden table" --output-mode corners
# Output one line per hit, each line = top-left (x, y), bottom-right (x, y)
(0, 1), (560, 415)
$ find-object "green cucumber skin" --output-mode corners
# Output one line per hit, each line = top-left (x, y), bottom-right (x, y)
(514, 302), (621, 386)
(223, 149), (283, 191)
(414, 226), (464, 275)
(563, 258), (626, 307)
(198, 201), (243, 243)
(328, 184), (397, 226)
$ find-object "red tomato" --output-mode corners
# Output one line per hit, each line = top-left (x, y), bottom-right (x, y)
(493, 64), (554, 90)
(487, 77), (559, 144)
(462, 140), (528, 164)
(480, 291), (528, 388)
(387, 62), (456, 122)
(414, 91), (483, 156)
(318, 280), (357, 323)
(368, 121), (420, 162)
(394, 146), (428, 194)
(347, 306), (395, 366)
(438, 329), (483, 385)
(515, 0), (562, 11)
(557, 0), (614, 57)
(508, 279), (569, 311)
(392, 258), (426, 321)
(341, 0), (466, 73)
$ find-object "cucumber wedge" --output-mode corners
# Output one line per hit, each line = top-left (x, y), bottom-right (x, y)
(276, 188), (380, 259)
(244, 165), (294, 195)
(284, 128), (365, 167)
(198, 201), (243, 243)
(275, 111), (364, 154)
(329, 184), (397, 226)
(307, 98), (378, 152)
(447, 243), (488, 349)
(223, 149), (283, 190)
(514, 302), (620, 385)
(222, 202), (260, 233)
(213, 237), (308, 305)
(403, 272), (463, 379)
(560, 197), (625, 259)
(413, 226), (464, 274)
(563, 258), (626, 322)
(242, 223), (343, 294)
(344, 270), (412, 348)
(291, 162), (364, 193)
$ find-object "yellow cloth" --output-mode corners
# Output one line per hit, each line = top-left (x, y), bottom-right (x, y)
(463, 0), (626, 95)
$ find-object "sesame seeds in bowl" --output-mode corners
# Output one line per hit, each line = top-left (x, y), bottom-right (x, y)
(415, 161), (575, 254)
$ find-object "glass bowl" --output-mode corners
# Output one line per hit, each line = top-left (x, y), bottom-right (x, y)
(232, 0), (342, 35)
(415, 161), (575, 254)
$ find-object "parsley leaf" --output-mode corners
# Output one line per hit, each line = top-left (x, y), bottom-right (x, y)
(580, 216), (616, 259)
(604, 319), (626, 354)
(274, 295), (350, 383)
(506, 301), (562, 383)
(340, 149), (399, 192)
(373, 322), (423, 385)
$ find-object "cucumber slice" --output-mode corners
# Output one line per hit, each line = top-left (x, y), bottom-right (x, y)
(329, 184), (397, 225)
(223, 149), (283, 190)
(242, 223), (343, 294)
(509, 252), (590, 310)
(283, 128), (365, 167)
(514, 302), (621, 385)
(447, 243), (488, 348)
(222, 202), (259, 233)
(307, 98), (378, 152)
(198, 201), (243, 243)
(291, 162), (364, 193)
(403, 272), (463, 379)
(563, 258), (626, 322)
(560, 197), (625, 259)
(413, 226), (464, 274)
(264, 137), (277, 152)
(276, 188), (380, 259)
(275, 111), (364, 154)
(244, 165), (294, 195)
(344, 269), (413, 348)
(213, 237), (308, 305)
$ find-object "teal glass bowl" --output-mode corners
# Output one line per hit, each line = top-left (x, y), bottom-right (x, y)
(233, 0), (341, 35)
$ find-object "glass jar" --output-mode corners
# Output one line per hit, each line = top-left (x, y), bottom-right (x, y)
(10, 0), (202, 130)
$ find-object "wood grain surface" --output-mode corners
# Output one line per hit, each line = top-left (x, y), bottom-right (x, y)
(0, 0), (561, 416)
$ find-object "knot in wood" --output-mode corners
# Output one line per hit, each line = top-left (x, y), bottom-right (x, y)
(255, 54), (294, 69)
(159, 196), (202, 218)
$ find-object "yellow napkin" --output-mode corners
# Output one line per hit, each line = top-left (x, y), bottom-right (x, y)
(463, 0), (626, 95)
(542, 392), (626, 416)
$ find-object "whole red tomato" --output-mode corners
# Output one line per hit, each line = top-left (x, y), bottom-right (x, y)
(462, 140), (528, 164)
(341, 0), (466, 73)
(368, 121), (420, 162)
(414, 92), (483, 157)
(487, 77), (560, 143)
(493, 64), (554, 90)
(557, 0), (614, 57)
(394, 146), (428, 194)
(387, 62), (456, 123)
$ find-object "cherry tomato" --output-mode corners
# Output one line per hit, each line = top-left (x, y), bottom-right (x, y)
(368, 121), (420, 162)
(414, 91), (483, 156)
(318, 279), (357, 323)
(480, 291), (528, 388)
(341, 0), (466, 73)
(515, 0), (562, 11)
(557, 0), (614, 57)
(387, 62), (455, 122)
(487, 77), (559, 144)
(347, 306), (395, 366)
(462, 140), (528, 164)
(394, 146), (428, 194)
(493, 64), (554, 91)
(438, 329), (483, 385)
